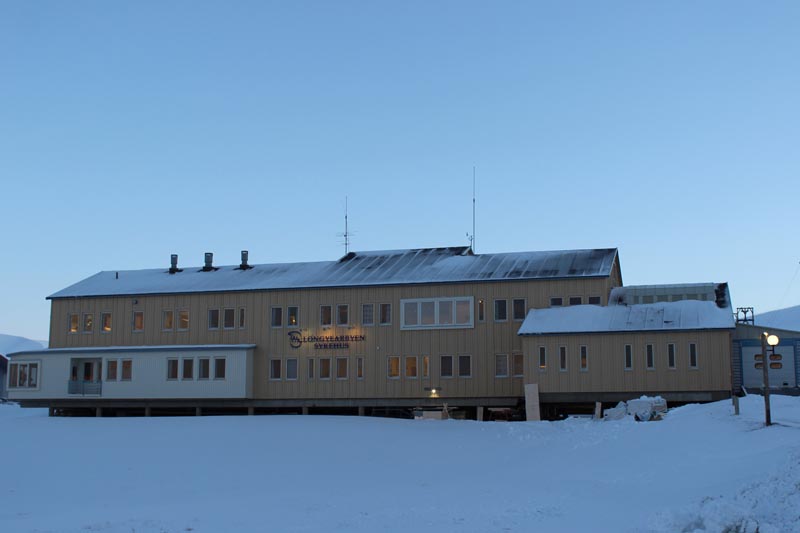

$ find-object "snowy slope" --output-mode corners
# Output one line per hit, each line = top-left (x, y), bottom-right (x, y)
(0, 333), (46, 356)
(757, 304), (800, 332)
(1, 396), (798, 532)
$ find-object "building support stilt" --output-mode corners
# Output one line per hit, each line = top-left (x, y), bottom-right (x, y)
(195, 407), (202, 417)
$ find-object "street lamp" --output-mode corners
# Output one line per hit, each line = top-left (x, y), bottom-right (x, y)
(760, 332), (780, 426)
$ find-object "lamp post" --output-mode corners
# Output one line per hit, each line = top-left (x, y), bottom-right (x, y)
(760, 332), (780, 426)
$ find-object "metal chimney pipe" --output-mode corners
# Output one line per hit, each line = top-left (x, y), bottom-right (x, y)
(204, 252), (213, 271)
(240, 250), (250, 269)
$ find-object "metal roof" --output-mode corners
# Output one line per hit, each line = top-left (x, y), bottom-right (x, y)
(49, 246), (619, 299)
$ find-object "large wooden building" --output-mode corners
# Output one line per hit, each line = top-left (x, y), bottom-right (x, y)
(6, 246), (736, 418)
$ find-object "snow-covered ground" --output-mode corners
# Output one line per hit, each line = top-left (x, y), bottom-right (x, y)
(1, 396), (798, 533)
(757, 304), (800, 332)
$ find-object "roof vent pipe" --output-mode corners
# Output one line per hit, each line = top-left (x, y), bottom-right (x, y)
(240, 250), (252, 270)
(203, 252), (214, 272)
(169, 254), (180, 274)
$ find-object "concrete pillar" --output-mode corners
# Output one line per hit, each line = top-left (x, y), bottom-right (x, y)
(195, 407), (202, 417)
(358, 406), (365, 416)
(477, 406), (485, 421)
(733, 395), (740, 416)
(594, 402), (603, 420)
(95, 407), (102, 417)
(248, 406), (255, 416)
(302, 407), (309, 415)
(144, 406), (152, 417)
(48, 407), (55, 417)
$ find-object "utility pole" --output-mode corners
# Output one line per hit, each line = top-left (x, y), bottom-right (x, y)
(761, 332), (772, 426)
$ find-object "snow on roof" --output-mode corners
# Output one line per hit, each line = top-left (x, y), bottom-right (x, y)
(6, 344), (257, 358)
(518, 300), (735, 336)
(49, 247), (618, 299)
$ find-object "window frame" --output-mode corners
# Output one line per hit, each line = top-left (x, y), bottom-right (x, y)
(239, 308), (247, 329)
(689, 342), (698, 369)
(580, 345), (589, 372)
(387, 356), (400, 379)
(400, 297), (474, 330)
(336, 304), (349, 327)
(121, 359), (133, 381)
(539, 346), (547, 371)
(223, 308), (236, 330)
(405, 356), (418, 379)
(379, 303), (392, 326)
(494, 299), (508, 322)
(182, 358), (194, 380)
(336, 357), (348, 380)
(588, 296), (602, 305)
(287, 306), (299, 327)
(270, 358), (282, 381)
(162, 309), (175, 331)
(668, 343), (676, 369)
(512, 298), (526, 321)
(8, 361), (40, 390)
(207, 309), (220, 330)
(106, 359), (118, 381)
(550, 297), (563, 307)
(82, 313), (93, 334)
(68, 313), (80, 334)
(356, 357), (364, 380)
(319, 357), (331, 380)
(167, 358), (179, 380)
(624, 344), (633, 370)
(213, 357), (226, 380)
(422, 355), (430, 379)
(198, 358), (210, 380)
(361, 304), (374, 326)
(307, 358), (315, 380)
(559, 346), (567, 372)
(458, 355), (472, 378)
(178, 309), (190, 331)
(477, 298), (485, 322)
(440, 355), (454, 378)
(569, 296), (583, 306)
(646, 344), (655, 370)
(100, 312), (112, 333)
(495, 353), (509, 378)
(512, 352), (524, 377)
(286, 358), (298, 381)
(271, 306), (283, 328)
(320, 305), (332, 327)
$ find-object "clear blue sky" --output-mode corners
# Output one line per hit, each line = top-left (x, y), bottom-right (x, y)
(2, 2), (799, 341)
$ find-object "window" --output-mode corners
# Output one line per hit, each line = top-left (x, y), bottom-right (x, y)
(337, 304), (349, 326)
(401, 297), (474, 329)
(624, 345), (633, 370)
(162, 310), (174, 331)
(550, 297), (563, 307)
(69, 313), (79, 333)
(356, 357), (364, 379)
(320, 305), (332, 326)
(214, 358), (226, 379)
(121, 360), (132, 381)
(167, 359), (179, 380)
(182, 359), (194, 380)
(287, 306), (299, 326)
(422, 355), (430, 378)
(478, 299), (485, 322)
(588, 296), (601, 305)
(286, 358), (298, 380)
(362, 304), (374, 326)
(9, 362), (39, 388)
(494, 299), (508, 321)
(580, 346), (588, 371)
(199, 358), (210, 379)
(539, 347), (547, 370)
(387, 356), (400, 379)
(458, 355), (472, 378)
(668, 343), (676, 369)
(689, 343), (698, 369)
(495, 354), (509, 377)
(270, 359), (282, 380)
(239, 308), (246, 329)
(569, 296), (583, 306)
(559, 346), (567, 371)
(101, 313), (112, 333)
(646, 344), (655, 370)
(178, 310), (190, 331)
(512, 353), (524, 377)
(512, 299), (526, 321)
(83, 313), (93, 333)
(223, 308), (235, 329)
(307, 359), (315, 380)
(319, 358), (331, 379)
(379, 303), (392, 325)
(271, 307), (283, 328)
(107, 360), (118, 381)
(405, 356), (417, 378)
(440, 355), (453, 378)
(336, 357), (348, 379)
(207, 309), (219, 330)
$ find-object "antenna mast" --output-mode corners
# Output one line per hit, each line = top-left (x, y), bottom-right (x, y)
(472, 166), (476, 253)
(344, 196), (350, 254)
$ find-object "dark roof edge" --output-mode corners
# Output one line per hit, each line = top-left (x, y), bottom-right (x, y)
(517, 326), (735, 337)
(7, 344), (258, 357)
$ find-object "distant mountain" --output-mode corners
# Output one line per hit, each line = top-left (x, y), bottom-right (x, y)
(756, 304), (800, 332)
(0, 334), (47, 356)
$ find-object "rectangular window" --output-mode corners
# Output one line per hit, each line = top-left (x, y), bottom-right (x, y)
(550, 297), (563, 307)
(106, 360), (117, 381)
(121, 360), (132, 381)
(569, 296), (583, 306)
(421, 301), (435, 325)
(69, 313), (79, 333)
(405, 356), (417, 378)
(668, 343), (676, 369)
(270, 359), (282, 380)
(337, 304), (349, 326)
(689, 343), (698, 369)
(478, 299), (485, 322)
(455, 300), (471, 325)
(494, 299), (508, 321)
(336, 357), (348, 379)
(403, 301), (418, 326)
(307, 358), (315, 380)
(625, 345), (633, 370)
(458, 355), (472, 378)
(162, 310), (174, 331)
(133, 311), (144, 332)
(379, 303), (392, 325)
(401, 297), (474, 329)
(440, 355), (453, 378)
(9, 363), (17, 387)
(559, 346), (567, 371)
(539, 346), (547, 370)
(320, 305), (332, 326)
(588, 296), (601, 305)
(167, 359), (179, 380)
(9, 362), (39, 389)
(178, 310), (190, 331)
(362, 304), (374, 326)
(387, 356), (400, 379)
(646, 344), (655, 370)
(438, 300), (452, 325)
(207, 309), (220, 330)
(101, 312), (112, 333)
(286, 358), (298, 380)
(495, 354), (509, 377)
(214, 358), (226, 379)
(239, 308), (246, 329)
(580, 346), (588, 371)
(223, 308), (235, 329)
(422, 355), (430, 378)
(512, 298), (526, 321)
(287, 306), (299, 326)
(512, 353), (524, 377)
(319, 358), (331, 379)
(199, 358), (210, 379)
(357, 357), (364, 379)
(83, 313), (93, 333)
(182, 358), (193, 380)
(271, 307), (283, 328)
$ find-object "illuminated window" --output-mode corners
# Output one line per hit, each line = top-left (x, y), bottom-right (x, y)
(133, 311), (144, 332)
(223, 308), (235, 329)
(167, 359), (178, 380)
(337, 304), (349, 326)
(83, 313), (93, 333)
(494, 300), (507, 322)
(101, 313), (112, 333)
(387, 356), (400, 379)
(539, 347), (547, 370)
(286, 358), (298, 380)
(405, 356), (417, 378)
(379, 303), (392, 325)
(512, 353), (524, 377)
(178, 310), (190, 331)
(440, 355), (453, 378)
(580, 346), (588, 371)
(320, 305), (332, 326)
(162, 310), (174, 331)
(182, 359), (193, 380)
(287, 306), (299, 326)
(362, 304), (374, 326)
(458, 355), (472, 378)
(422, 355), (430, 378)
(207, 309), (219, 330)
(512, 299), (526, 321)
(271, 307), (283, 328)
(68, 314), (79, 333)
(336, 357), (348, 379)
(495, 354), (509, 377)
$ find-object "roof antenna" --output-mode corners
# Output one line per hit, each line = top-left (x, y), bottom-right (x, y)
(466, 167), (476, 253)
(338, 196), (352, 255)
